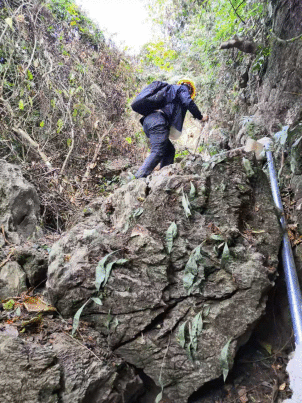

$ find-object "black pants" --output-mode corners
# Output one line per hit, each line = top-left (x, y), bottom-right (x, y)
(135, 112), (175, 178)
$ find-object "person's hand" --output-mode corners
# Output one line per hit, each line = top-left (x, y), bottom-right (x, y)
(201, 114), (209, 122)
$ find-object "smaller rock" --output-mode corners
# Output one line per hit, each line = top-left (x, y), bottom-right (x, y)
(17, 249), (48, 287)
(0, 261), (27, 299)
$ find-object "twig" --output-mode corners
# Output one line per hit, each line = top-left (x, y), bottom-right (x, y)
(63, 331), (104, 363)
(227, 0), (246, 24)
(60, 120), (75, 175)
(158, 335), (171, 394)
(271, 30), (302, 44)
(1, 224), (9, 245)
(12, 127), (52, 169)
(24, 33), (37, 73)
(81, 123), (114, 183)
(284, 91), (302, 96)
(0, 249), (14, 269)
(0, 2), (31, 45)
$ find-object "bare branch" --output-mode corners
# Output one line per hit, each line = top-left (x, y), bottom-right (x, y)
(12, 126), (52, 169)
(271, 30), (302, 44)
(220, 37), (257, 54)
(227, 0), (246, 24)
(82, 123), (114, 183)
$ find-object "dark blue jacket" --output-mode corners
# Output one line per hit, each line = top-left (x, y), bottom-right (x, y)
(160, 84), (202, 138)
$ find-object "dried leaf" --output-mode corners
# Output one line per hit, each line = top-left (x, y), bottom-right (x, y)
(258, 340), (272, 355)
(5, 17), (14, 30)
(279, 382), (286, 391)
(166, 222), (177, 254)
(24, 296), (56, 312)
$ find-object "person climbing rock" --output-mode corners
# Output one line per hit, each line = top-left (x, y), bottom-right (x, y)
(134, 78), (208, 179)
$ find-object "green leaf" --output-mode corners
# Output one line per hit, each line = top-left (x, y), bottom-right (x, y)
(191, 312), (203, 351)
(3, 299), (15, 310)
(132, 208), (144, 218)
(19, 99), (24, 110)
(155, 391), (163, 403)
(15, 306), (21, 316)
(190, 182), (196, 198)
(210, 234), (225, 241)
(104, 261), (115, 285)
(220, 338), (232, 382)
(183, 272), (195, 292)
(67, 138), (72, 147)
(182, 190), (191, 218)
(95, 251), (117, 291)
(72, 299), (90, 336)
(91, 297), (103, 306)
(40, 121), (45, 128)
(115, 259), (128, 265)
(221, 242), (230, 268)
(57, 118), (64, 133)
(203, 304), (211, 317)
(166, 222), (177, 254)
(178, 321), (187, 348)
(27, 70), (33, 80)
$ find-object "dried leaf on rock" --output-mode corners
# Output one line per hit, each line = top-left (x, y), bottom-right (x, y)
(24, 296), (56, 312)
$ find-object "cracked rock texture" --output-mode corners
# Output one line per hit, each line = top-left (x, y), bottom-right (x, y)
(0, 161), (40, 243)
(0, 331), (146, 403)
(47, 154), (282, 402)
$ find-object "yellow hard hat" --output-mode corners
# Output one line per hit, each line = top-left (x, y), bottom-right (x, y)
(177, 78), (196, 99)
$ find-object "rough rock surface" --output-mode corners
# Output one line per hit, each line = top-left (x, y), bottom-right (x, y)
(0, 334), (61, 403)
(0, 331), (146, 403)
(47, 154), (282, 402)
(0, 261), (27, 300)
(16, 247), (49, 287)
(0, 161), (40, 242)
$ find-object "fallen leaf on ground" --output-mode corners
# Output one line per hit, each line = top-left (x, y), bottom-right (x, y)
(24, 296), (56, 312)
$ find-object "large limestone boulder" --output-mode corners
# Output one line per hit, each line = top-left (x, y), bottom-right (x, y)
(0, 332), (145, 403)
(0, 161), (40, 242)
(47, 154), (282, 402)
(0, 335), (61, 403)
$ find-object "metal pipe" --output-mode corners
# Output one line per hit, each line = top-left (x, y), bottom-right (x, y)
(265, 145), (302, 345)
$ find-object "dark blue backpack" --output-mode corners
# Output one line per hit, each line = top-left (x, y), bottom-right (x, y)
(131, 81), (172, 116)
